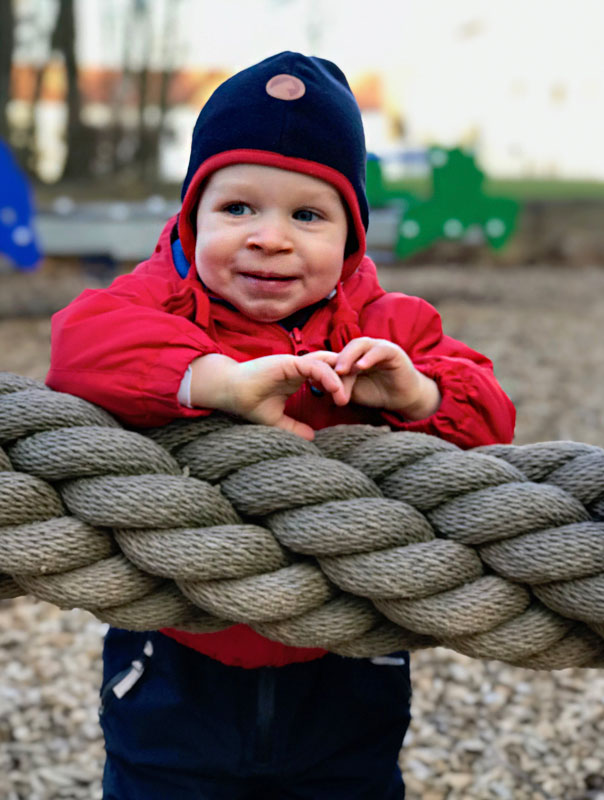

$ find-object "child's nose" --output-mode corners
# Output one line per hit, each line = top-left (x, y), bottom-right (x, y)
(246, 215), (293, 253)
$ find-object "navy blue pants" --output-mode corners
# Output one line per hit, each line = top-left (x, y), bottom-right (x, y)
(100, 629), (411, 799)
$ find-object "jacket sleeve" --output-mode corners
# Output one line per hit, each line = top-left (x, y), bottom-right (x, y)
(366, 294), (515, 448)
(46, 271), (223, 427)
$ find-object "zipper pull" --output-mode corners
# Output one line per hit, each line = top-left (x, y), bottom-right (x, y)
(290, 327), (309, 356)
(111, 639), (154, 699)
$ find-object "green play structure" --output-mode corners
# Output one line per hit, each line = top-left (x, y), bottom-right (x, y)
(366, 147), (520, 259)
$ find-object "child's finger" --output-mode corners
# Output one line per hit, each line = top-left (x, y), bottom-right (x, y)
(352, 343), (396, 371)
(334, 338), (375, 375)
(338, 372), (357, 403)
(301, 359), (349, 405)
(312, 370), (356, 405)
(300, 350), (338, 367)
(275, 414), (315, 441)
(340, 341), (404, 374)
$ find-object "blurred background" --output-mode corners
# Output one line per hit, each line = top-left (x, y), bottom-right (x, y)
(1, 2), (604, 800)
(2, 0), (604, 269)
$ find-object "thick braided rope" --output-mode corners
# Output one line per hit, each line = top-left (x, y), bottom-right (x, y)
(0, 372), (603, 669)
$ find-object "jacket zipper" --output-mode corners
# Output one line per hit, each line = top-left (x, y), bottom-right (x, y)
(288, 327), (324, 411)
(290, 326), (325, 398)
(289, 327), (309, 355)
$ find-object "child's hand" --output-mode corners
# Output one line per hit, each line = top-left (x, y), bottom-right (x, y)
(190, 352), (348, 440)
(316, 337), (441, 420)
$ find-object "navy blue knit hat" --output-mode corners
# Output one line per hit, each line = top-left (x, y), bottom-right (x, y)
(178, 51), (368, 279)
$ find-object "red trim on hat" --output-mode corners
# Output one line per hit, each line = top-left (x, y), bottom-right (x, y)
(178, 149), (366, 281)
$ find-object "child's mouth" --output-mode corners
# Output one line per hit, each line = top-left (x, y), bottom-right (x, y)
(239, 271), (298, 295)
(240, 271), (295, 282)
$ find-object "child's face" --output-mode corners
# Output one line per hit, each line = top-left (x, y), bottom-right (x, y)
(194, 164), (348, 323)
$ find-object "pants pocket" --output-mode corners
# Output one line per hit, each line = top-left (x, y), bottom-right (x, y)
(347, 653), (412, 725)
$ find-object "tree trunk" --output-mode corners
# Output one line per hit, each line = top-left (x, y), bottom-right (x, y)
(23, 65), (45, 173)
(146, 0), (176, 185)
(134, 1), (154, 181)
(0, 0), (15, 142)
(51, 0), (88, 178)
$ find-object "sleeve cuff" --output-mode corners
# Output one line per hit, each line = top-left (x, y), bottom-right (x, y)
(380, 359), (515, 448)
(177, 364), (193, 408)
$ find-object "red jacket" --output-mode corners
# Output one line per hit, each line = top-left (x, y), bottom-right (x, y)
(47, 217), (515, 667)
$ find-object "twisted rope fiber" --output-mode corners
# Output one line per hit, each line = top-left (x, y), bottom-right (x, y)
(1, 372), (603, 670)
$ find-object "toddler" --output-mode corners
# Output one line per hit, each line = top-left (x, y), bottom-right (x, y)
(48, 52), (515, 799)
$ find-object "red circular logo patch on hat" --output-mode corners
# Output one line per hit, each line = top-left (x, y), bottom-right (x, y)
(265, 74), (306, 100)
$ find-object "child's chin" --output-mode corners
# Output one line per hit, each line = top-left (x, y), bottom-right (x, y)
(245, 310), (289, 324)
(240, 302), (300, 324)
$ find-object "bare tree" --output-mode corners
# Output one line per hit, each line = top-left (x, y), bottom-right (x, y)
(8, 0), (50, 174)
(51, 0), (89, 178)
(109, 0), (153, 181)
(0, 0), (15, 142)
(134, 0), (154, 180)
(109, 0), (178, 186)
(143, 0), (178, 184)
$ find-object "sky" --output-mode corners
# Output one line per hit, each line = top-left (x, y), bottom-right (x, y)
(13, 0), (604, 178)
(73, 0), (604, 76)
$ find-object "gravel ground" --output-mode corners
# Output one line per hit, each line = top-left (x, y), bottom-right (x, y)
(0, 262), (603, 800)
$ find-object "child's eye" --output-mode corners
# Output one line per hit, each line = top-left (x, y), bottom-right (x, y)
(223, 202), (252, 216)
(293, 209), (320, 222)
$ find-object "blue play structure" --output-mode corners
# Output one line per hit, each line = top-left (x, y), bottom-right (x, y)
(0, 139), (42, 270)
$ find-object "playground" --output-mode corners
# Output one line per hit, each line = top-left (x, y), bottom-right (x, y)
(1, 260), (603, 800)
(3, 1), (604, 796)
